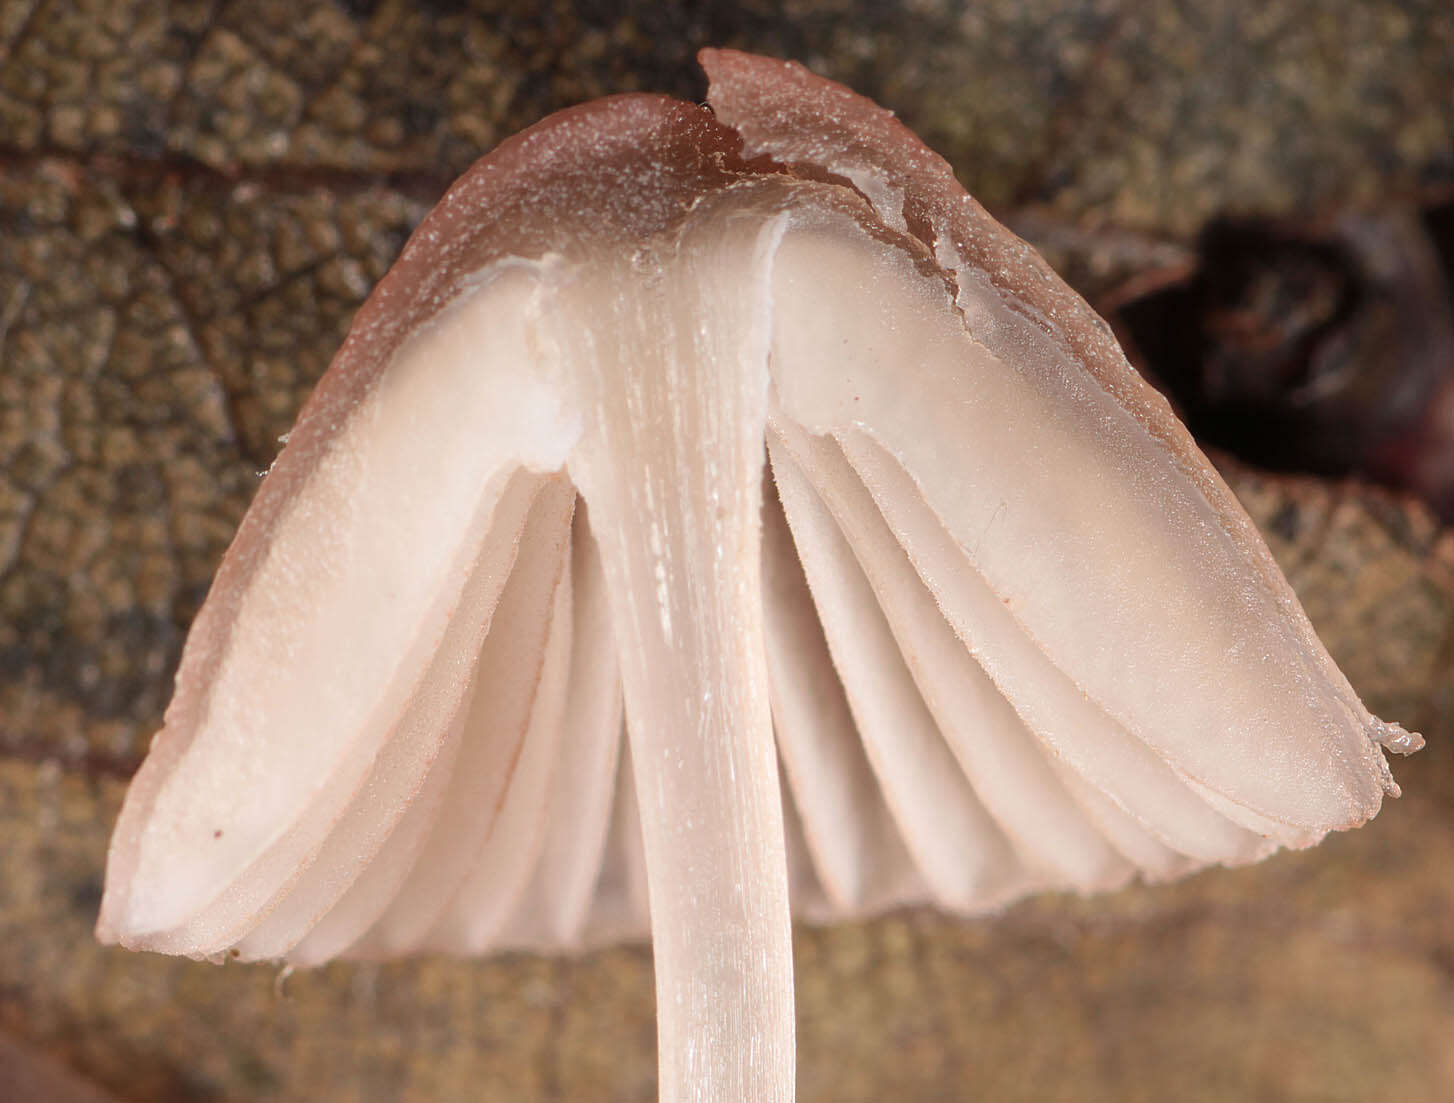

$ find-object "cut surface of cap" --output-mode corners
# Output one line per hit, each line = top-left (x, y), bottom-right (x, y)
(96, 48), (1418, 1103)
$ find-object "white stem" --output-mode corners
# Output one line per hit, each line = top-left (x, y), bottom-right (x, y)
(603, 464), (793, 1103)
(555, 214), (795, 1102)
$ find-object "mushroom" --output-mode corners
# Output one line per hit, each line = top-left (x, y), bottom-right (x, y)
(96, 49), (1420, 1102)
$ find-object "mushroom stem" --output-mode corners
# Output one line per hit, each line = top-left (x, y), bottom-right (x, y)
(601, 462), (793, 1103)
(558, 222), (795, 1100)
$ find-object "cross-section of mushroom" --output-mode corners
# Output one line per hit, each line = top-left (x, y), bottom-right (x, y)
(96, 49), (1420, 1103)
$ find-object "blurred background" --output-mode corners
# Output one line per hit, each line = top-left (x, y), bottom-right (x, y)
(1, 1), (1451, 1099)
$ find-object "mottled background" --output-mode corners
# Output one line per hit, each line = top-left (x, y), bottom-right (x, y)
(2, 1), (1452, 1100)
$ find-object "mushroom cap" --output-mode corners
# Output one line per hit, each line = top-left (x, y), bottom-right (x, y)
(97, 49), (1415, 967)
